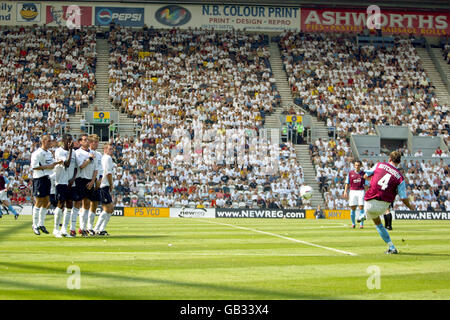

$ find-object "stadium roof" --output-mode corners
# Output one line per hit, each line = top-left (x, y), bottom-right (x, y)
(73, 0), (450, 11)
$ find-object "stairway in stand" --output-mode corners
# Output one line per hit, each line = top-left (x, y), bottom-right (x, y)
(67, 37), (136, 151)
(295, 144), (326, 209)
(416, 47), (450, 105)
(266, 39), (326, 209)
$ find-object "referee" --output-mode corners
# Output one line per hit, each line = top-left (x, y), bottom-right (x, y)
(30, 135), (63, 235)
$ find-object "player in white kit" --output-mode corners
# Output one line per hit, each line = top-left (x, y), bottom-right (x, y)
(94, 143), (115, 236)
(86, 134), (103, 236)
(53, 134), (77, 237)
(30, 135), (63, 235)
(71, 134), (98, 237)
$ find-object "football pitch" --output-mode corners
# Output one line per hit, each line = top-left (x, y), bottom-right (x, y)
(0, 216), (449, 300)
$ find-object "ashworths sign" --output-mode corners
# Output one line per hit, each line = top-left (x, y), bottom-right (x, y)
(170, 207), (216, 218)
(301, 8), (450, 36)
(394, 211), (450, 220)
(216, 209), (305, 219)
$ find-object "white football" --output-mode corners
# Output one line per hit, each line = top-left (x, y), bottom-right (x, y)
(300, 185), (313, 200)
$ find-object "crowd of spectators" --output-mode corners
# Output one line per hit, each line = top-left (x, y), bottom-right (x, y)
(278, 31), (449, 145)
(0, 25), (97, 203)
(103, 26), (311, 209)
(278, 31), (449, 211)
(395, 158), (450, 211)
(107, 133), (309, 209)
(1, 26), (448, 212)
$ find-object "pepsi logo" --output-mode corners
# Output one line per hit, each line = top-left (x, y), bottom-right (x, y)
(97, 8), (112, 25)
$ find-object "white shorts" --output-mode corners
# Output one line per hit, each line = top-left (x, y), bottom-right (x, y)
(364, 199), (390, 221)
(0, 190), (8, 201)
(349, 190), (365, 207)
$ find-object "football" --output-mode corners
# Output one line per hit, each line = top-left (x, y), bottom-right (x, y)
(300, 185), (313, 200)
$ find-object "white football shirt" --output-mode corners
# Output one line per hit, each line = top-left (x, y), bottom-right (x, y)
(31, 147), (54, 179)
(75, 148), (97, 180)
(54, 147), (77, 185)
(100, 154), (114, 188)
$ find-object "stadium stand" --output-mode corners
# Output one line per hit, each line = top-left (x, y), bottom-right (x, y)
(278, 31), (449, 211)
(439, 36), (450, 64)
(0, 23), (448, 211)
(106, 26), (308, 209)
(0, 25), (97, 201)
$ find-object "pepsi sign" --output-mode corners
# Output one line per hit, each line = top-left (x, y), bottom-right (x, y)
(95, 7), (144, 27)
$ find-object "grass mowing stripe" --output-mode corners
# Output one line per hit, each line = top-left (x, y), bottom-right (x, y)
(201, 219), (358, 256)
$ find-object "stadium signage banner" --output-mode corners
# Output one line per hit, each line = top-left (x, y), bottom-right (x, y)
(95, 206), (124, 217)
(93, 111), (110, 123)
(323, 209), (350, 220)
(394, 211), (450, 220)
(148, 4), (300, 31)
(286, 115), (302, 123)
(199, 5), (300, 31)
(124, 207), (170, 217)
(216, 208), (305, 219)
(301, 8), (450, 36)
(0, 2), (14, 22)
(20, 205), (124, 216)
(170, 207), (216, 218)
(305, 209), (316, 219)
(95, 6), (144, 27)
(17, 2), (41, 22)
(154, 5), (192, 27)
(45, 4), (93, 27)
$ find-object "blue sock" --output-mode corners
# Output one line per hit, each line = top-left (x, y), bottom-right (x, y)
(8, 205), (18, 216)
(0, 206), (2, 217)
(360, 209), (365, 225)
(350, 209), (356, 225)
(376, 224), (395, 249)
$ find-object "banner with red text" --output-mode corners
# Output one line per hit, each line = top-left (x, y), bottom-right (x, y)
(301, 8), (450, 36)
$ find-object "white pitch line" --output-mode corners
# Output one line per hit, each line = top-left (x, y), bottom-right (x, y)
(200, 220), (358, 256)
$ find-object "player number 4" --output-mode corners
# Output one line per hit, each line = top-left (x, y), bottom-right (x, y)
(377, 173), (391, 190)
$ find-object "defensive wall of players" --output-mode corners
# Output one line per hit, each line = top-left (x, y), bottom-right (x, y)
(17, 205), (450, 220)
(1, 1), (449, 35)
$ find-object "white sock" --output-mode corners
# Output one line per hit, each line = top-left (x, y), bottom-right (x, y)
(70, 207), (80, 231)
(94, 211), (108, 232)
(61, 208), (71, 234)
(80, 208), (89, 230)
(87, 211), (96, 230)
(38, 207), (48, 227)
(100, 213), (111, 232)
(79, 208), (86, 230)
(54, 207), (63, 230)
(32, 206), (40, 228)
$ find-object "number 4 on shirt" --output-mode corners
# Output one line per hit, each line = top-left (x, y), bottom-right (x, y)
(377, 173), (391, 190)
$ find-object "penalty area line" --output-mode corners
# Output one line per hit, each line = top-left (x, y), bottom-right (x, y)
(200, 220), (358, 256)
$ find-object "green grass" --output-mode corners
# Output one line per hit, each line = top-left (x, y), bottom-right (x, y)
(0, 216), (449, 299)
